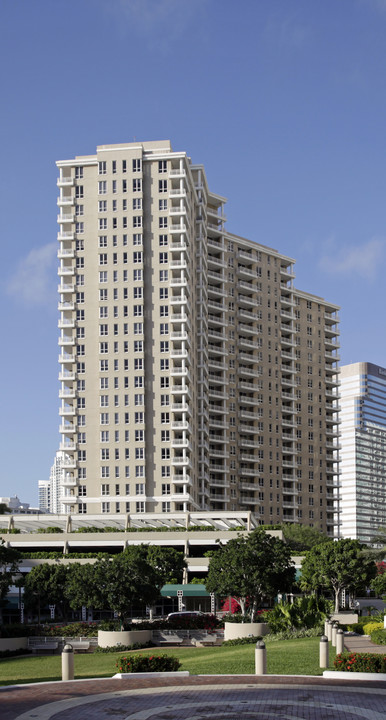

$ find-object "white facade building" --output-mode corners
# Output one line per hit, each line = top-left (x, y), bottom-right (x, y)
(340, 362), (386, 543)
(56, 140), (340, 535)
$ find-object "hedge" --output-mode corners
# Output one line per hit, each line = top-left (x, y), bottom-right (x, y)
(334, 652), (386, 673)
(116, 653), (181, 673)
(370, 629), (386, 646)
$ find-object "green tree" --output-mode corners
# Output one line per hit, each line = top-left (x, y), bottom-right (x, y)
(371, 562), (386, 600)
(98, 547), (162, 625)
(146, 546), (186, 584)
(300, 539), (377, 612)
(205, 528), (295, 621)
(281, 523), (332, 552)
(23, 563), (70, 622)
(0, 539), (20, 622)
(64, 562), (107, 612)
(0, 503), (10, 514)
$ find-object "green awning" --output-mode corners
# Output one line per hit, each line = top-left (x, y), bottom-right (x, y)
(161, 583), (209, 597)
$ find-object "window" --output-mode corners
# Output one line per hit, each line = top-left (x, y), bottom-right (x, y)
(133, 158), (141, 172)
(159, 217), (168, 228)
(99, 324), (108, 336)
(160, 394), (169, 406)
(160, 323), (168, 335)
(133, 178), (142, 191)
(133, 198), (142, 210)
(133, 234), (142, 246)
(100, 395), (109, 407)
(159, 199), (167, 211)
(160, 305), (168, 317)
(159, 270), (168, 282)
(100, 342), (108, 354)
(75, 186), (84, 199)
(136, 501), (145, 513)
(135, 483), (145, 494)
(99, 271), (108, 283)
(134, 394), (144, 406)
(135, 466), (144, 478)
(98, 200), (107, 212)
(100, 413), (109, 425)
(133, 305), (143, 316)
(134, 322), (143, 335)
(160, 358), (169, 371)
(99, 236), (107, 248)
(159, 252), (168, 264)
(76, 238), (84, 251)
(160, 341), (169, 353)
(161, 430), (170, 442)
(162, 502), (171, 513)
(99, 218), (107, 230)
(135, 447), (144, 459)
(159, 287), (168, 299)
(161, 412), (170, 424)
(134, 376), (144, 388)
(135, 411), (144, 423)
(134, 340), (143, 352)
(158, 160), (167, 173)
(159, 179), (167, 192)
(98, 161), (107, 175)
(76, 222), (84, 234)
(101, 502), (110, 513)
(133, 251), (143, 264)
(135, 429), (144, 442)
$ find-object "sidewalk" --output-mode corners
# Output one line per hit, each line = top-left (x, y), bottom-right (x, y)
(344, 633), (386, 654)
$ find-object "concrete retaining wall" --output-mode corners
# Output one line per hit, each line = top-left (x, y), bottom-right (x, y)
(0, 637), (28, 652)
(98, 629), (152, 648)
(224, 622), (269, 641)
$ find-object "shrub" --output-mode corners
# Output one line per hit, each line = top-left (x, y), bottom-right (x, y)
(344, 623), (364, 634)
(95, 641), (152, 653)
(370, 629), (386, 645)
(334, 652), (386, 673)
(222, 635), (262, 646)
(362, 621), (384, 635)
(0, 624), (39, 638)
(116, 653), (181, 673)
(265, 627), (323, 641)
(0, 648), (32, 658)
(167, 613), (220, 631)
(43, 622), (99, 637)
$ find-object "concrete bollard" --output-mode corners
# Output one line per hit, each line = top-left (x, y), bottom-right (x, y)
(324, 619), (330, 636)
(62, 643), (74, 681)
(326, 620), (332, 641)
(319, 634), (329, 669)
(336, 628), (344, 655)
(255, 640), (266, 675)
(331, 622), (338, 647)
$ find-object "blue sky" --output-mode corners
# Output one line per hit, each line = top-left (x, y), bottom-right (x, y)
(1, 0), (386, 505)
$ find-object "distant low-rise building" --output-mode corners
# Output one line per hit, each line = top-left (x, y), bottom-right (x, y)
(0, 495), (39, 515)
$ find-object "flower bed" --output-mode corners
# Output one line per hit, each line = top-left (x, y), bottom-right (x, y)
(116, 653), (181, 673)
(334, 652), (386, 673)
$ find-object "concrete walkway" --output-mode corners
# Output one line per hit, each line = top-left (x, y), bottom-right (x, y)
(344, 634), (386, 655)
(1, 674), (386, 720)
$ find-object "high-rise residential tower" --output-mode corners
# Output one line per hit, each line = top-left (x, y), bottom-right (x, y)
(57, 141), (340, 535)
(340, 362), (386, 543)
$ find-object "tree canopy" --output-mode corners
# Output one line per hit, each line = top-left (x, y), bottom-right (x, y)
(23, 563), (70, 620)
(281, 523), (332, 552)
(0, 539), (20, 602)
(205, 528), (295, 621)
(300, 539), (377, 612)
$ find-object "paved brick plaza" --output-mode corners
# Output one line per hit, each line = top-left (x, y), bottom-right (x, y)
(1, 675), (386, 720)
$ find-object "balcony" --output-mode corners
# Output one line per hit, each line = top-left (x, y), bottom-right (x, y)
(58, 336), (75, 347)
(61, 477), (77, 488)
(58, 318), (75, 329)
(57, 195), (74, 206)
(57, 176), (74, 187)
(58, 370), (75, 381)
(58, 353), (76, 364)
(58, 301), (75, 312)
(170, 348), (188, 359)
(57, 231), (75, 241)
(170, 240), (188, 252)
(59, 406), (76, 416)
(59, 423), (75, 433)
(170, 223), (187, 233)
(58, 283), (75, 294)
(59, 441), (76, 451)
(57, 213), (74, 224)
(237, 294), (260, 308)
(59, 388), (76, 399)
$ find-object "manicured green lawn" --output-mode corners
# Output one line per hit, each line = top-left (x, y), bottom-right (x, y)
(0, 638), (335, 686)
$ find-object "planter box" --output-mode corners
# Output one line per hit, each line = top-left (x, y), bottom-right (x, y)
(98, 629), (152, 648)
(0, 637), (28, 652)
(224, 622), (268, 641)
(323, 670), (386, 681)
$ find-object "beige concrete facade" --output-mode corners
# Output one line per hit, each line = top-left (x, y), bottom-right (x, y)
(56, 140), (340, 535)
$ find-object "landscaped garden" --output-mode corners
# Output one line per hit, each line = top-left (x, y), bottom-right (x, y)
(0, 636), (335, 685)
